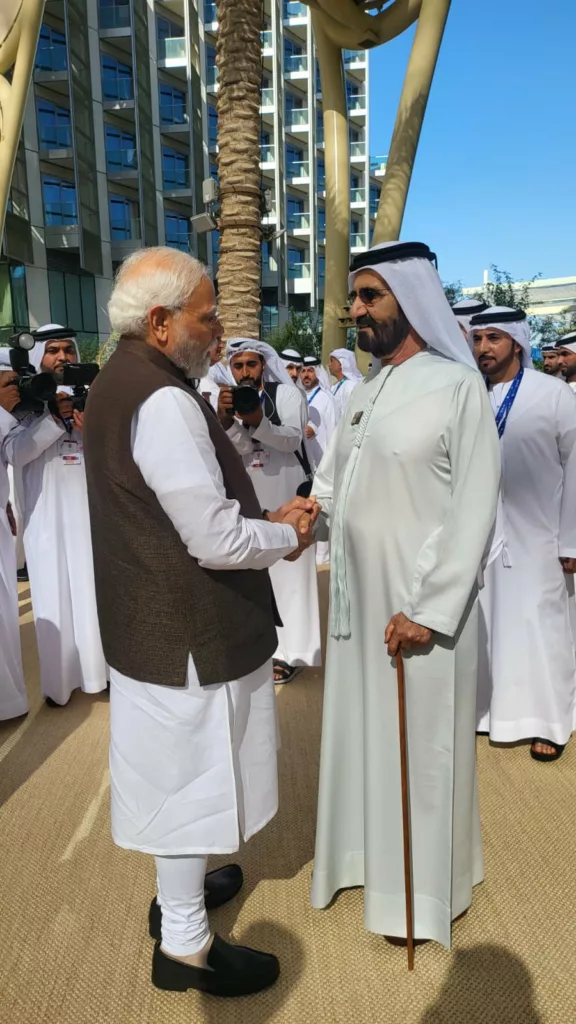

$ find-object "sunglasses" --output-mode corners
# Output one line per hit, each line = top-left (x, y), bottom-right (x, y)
(348, 287), (391, 307)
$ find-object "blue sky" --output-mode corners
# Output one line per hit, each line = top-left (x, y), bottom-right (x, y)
(368, 0), (576, 288)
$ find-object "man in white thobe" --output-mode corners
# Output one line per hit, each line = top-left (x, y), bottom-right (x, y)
(0, 350), (28, 721)
(311, 241), (501, 948)
(279, 347), (304, 384)
(83, 247), (319, 997)
(471, 307), (576, 761)
(328, 347), (363, 420)
(219, 339), (321, 683)
(301, 355), (337, 565)
(555, 333), (576, 392)
(2, 325), (107, 707)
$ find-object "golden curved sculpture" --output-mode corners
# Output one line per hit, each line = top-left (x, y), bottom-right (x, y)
(306, 0), (452, 362)
(0, 0), (45, 238)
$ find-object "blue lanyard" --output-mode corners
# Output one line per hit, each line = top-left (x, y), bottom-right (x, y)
(333, 379), (346, 394)
(307, 386), (321, 404)
(493, 366), (524, 438)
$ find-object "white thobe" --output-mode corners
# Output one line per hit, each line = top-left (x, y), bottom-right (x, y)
(311, 352), (501, 948)
(198, 374), (220, 410)
(304, 386), (337, 565)
(331, 377), (358, 421)
(0, 409), (28, 721)
(3, 410), (107, 704)
(477, 371), (576, 745)
(109, 387), (297, 854)
(227, 384), (321, 667)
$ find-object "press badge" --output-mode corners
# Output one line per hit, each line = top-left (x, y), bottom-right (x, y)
(249, 445), (269, 470)
(60, 440), (83, 466)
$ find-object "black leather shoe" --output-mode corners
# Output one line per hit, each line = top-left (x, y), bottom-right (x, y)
(151, 934), (280, 997)
(148, 864), (244, 940)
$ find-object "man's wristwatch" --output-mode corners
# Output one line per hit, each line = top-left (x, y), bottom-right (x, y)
(262, 509), (270, 521)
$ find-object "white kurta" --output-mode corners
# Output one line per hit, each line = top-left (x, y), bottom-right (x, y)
(305, 387), (337, 566)
(3, 411), (107, 704)
(311, 352), (501, 948)
(477, 370), (576, 745)
(198, 374), (220, 410)
(0, 408), (28, 721)
(227, 384), (321, 667)
(109, 387), (297, 854)
(331, 377), (358, 421)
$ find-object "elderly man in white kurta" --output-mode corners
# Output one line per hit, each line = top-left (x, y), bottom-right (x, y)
(219, 339), (321, 684)
(83, 247), (319, 998)
(0, 351), (28, 721)
(311, 241), (501, 949)
(329, 347), (363, 420)
(301, 355), (337, 565)
(471, 308), (576, 762)
(2, 325), (107, 707)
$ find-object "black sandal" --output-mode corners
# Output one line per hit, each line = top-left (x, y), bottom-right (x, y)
(273, 660), (302, 684)
(530, 738), (565, 762)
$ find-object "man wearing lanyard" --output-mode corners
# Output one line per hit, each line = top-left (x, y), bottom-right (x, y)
(470, 307), (576, 762)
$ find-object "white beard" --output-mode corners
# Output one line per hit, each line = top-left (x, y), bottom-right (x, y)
(171, 327), (212, 380)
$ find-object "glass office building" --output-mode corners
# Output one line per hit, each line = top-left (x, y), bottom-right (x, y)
(1, 0), (382, 342)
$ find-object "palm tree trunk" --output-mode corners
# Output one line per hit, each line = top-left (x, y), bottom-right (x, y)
(216, 0), (263, 340)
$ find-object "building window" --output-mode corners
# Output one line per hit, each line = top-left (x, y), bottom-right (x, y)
(35, 25), (67, 73)
(105, 125), (137, 173)
(48, 269), (98, 334)
(317, 160), (326, 190)
(157, 16), (182, 39)
(162, 146), (188, 189)
(286, 144), (304, 176)
(99, 0), (130, 30)
(37, 99), (71, 149)
(42, 175), (77, 225)
(108, 194), (140, 240)
(165, 212), (190, 252)
(159, 83), (187, 126)
(209, 160), (218, 182)
(370, 183), (380, 217)
(0, 264), (30, 343)
(208, 105), (218, 147)
(101, 53), (134, 101)
(206, 44), (218, 86)
(287, 195), (304, 230)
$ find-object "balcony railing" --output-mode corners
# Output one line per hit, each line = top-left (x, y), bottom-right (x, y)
(206, 65), (219, 86)
(204, 2), (217, 22)
(350, 187), (366, 203)
(158, 37), (186, 61)
(44, 201), (78, 226)
(350, 232), (366, 248)
(99, 5), (130, 29)
(284, 1), (307, 17)
(261, 30), (273, 49)
(285, 53), (308, 73)
(286, 160), (309, 178)
(348, 93), (366, 111)
(112, 217), (142, 242)
(289, 262), (310, 279)
(260, 144), (275, 163)
(102, 78), (134, 101)
(344, 49), (365, 65)
(261, 88), (274, 107)
(350, 141), (366, 158)
(160, 106), (188, 126)
(39, 125), (72, 149)
(106, 147), (138, 173)
(286, 108), (309, 128)
(35, 45), (68, 73)
(370, 157), (388, 174)
(288, 211), (310, 231)
(163, 174), (189, 190)
(166, 235), (193, 253)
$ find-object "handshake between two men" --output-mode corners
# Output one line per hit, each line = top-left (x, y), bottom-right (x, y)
(265, 496), (321, 562)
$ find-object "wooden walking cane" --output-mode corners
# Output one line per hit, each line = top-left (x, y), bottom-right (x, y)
(396, 649), (415, 970)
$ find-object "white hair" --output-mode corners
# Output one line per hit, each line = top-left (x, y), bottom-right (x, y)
(108, 247), (207, 338)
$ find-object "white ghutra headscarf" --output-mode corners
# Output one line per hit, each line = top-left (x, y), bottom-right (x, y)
(329, 347), (364, 383)
(468, 307), (533, 368)
(225, 338), (295, 387)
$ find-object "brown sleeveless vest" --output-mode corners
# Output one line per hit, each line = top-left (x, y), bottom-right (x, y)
(83, 336), (278, 686)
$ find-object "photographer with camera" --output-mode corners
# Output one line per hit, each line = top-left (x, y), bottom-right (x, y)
(219, 339), (321, 684)
(0, 350), (28, 720)
(2, 324), (107, 707)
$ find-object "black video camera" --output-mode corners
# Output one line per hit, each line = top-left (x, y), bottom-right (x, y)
(7, 332), (57, 414)
(60, 362), (100, 412)
(230, 384), (261, 417)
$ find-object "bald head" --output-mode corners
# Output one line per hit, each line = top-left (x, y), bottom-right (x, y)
(108, 246), (222, 378)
